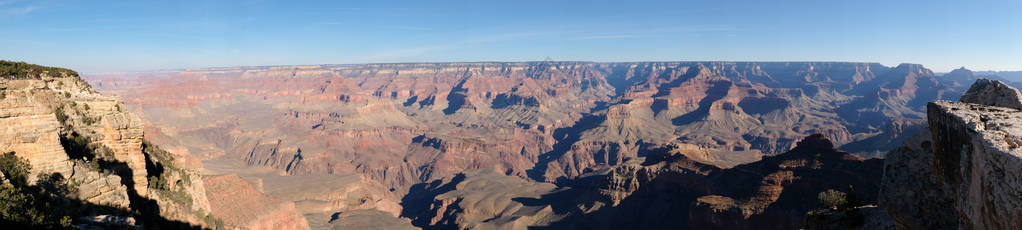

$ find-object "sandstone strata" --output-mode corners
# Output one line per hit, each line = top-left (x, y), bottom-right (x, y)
(0, 73), (149, 194)
(1, 64), (219, 228)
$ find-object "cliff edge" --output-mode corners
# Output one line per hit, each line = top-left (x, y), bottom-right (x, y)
(881, 79), (1022, 229)
(0, 61), (219, 228)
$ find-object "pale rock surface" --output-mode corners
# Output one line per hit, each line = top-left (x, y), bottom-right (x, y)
(927, 100), (1022, 229)
(0, 74), (149, 195)
(0, 79), (74, 179)
(881, 79), (1022, 229)
(958, 78), (1022, 109)
(70, 162), (132, 208)
(2, 69), (216, 228)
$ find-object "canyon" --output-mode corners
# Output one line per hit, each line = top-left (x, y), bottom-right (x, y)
(82, 61), (999, 228)
(86, 62), (969, 189)
(3, 60), (1019, 229)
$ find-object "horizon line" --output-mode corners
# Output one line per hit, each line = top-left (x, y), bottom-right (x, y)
(80, 60), (961, 75)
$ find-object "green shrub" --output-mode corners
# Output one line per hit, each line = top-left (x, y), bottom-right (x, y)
(88, 160), (101, 171)
(818, 189), (848, 210)
(0, 60), (79, 79)
(82, 116), (100, 125)
(0, 152), (31, 187)
(202, 213), (225, 230)
(54, 106), (69, 128)
(0, 153), (73, 229)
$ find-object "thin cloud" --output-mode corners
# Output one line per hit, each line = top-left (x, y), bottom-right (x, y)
(333, 7), (363, 11)
(0, 0), (24, 7)
(4, 5), (36, 15)
(363, 32), (547, 61)
(395, 26), (431, 31)
(462, 32), (546, 43)
(363, 45), (452, 61)
(571, 34), (654, 40)
(567, 24), (741, 40)
(41, 27), (89, 32)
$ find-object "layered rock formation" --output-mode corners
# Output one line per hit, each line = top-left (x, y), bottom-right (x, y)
(0, 61), (221, 228)
(84, 62), (1022, 229)
(881, 79), (1022, 229)
(85, 62), (968, 192)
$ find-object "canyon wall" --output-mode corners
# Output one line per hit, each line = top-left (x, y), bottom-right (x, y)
(86, 62), (968, 192)
(0, 63), (217, 228)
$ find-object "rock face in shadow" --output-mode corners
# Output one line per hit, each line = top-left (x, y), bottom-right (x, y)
(881, 79), (1022, 229)
(403, 134), (885, 229)
(690, 134), (886, 230)
(878, 130), (955, 230)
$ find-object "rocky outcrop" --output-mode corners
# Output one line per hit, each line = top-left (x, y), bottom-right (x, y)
(0, 78), (75, 179)
(0, 71), (149, 195)
(70, 163), (132, 208)
(1, 62), (220, 228)
(881, 79), (1022, 229)
(958, 78), (1022, 109)
(877, 130), (955, 229)
(928, 100), (1022, 229)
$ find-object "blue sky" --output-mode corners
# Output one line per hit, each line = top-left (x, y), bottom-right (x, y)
(1, 0), (1020, 73)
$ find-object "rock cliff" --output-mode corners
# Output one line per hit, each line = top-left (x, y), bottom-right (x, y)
(881, 79), (1022, 229)
(0, 61), (220, 228)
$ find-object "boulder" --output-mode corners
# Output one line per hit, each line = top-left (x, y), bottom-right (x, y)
(958, 78), (1022, 109)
